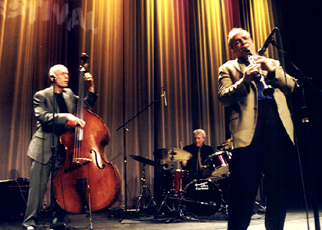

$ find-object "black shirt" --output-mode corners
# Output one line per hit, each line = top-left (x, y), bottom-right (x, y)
(54, 93), (69, 136)
(55, 93), (68, 113)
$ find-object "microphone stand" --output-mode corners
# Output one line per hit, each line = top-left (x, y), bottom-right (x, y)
(117, 91), (166, 221)
(272, 40), (321, 230)
(50, 78), (57, 230)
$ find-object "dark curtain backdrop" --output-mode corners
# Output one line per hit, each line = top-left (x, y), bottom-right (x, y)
(1, 0), (320, 210)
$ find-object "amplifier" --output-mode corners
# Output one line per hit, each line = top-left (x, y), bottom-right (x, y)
(0, 178), (29, 220)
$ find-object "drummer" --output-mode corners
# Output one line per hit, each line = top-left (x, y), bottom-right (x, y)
(181, 129), (215, 182)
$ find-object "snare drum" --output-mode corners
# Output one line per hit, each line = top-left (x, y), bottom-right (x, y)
(207, 151), (231, 177)
(161, 169), (188, 194)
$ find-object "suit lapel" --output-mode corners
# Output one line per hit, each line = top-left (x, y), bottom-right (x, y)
(233, 58), (246, 76)
(44, 87), (57, 112)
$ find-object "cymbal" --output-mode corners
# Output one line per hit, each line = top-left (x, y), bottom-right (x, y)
(154, 148), (192, 162)
(130, 155), (159, 166)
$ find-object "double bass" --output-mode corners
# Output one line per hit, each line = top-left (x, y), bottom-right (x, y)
(54, 53), (121, 214)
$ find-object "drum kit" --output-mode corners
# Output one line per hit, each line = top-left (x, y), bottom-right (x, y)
(130, 139), (233, 218)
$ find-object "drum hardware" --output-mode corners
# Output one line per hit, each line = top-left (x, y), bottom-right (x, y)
(155, 150), (177, 216)
(156, 189), (198, 222)
(155, 149), (191, 220)
(182, 197), (227, 216)
(153, 148), (191, 198)
(154, 148), (192, 216)
(130, 155), (157, 214)
(154, 148), (229, 219)
(217, 138), (233, 151)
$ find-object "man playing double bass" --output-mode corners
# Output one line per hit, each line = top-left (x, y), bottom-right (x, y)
(22, 64), (97, 230)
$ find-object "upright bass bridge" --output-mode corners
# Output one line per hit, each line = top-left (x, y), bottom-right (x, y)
(73, 158), (92, 165)
(63, 158), (92, 173)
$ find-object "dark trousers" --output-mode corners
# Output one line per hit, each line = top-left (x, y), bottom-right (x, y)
(227, 100), (293, 230)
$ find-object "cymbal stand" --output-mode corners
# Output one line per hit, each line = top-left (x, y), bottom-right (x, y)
(165, 190), (196, 222)
(155, 153), (177, 216)
(136, 162), (157, 214)
(220, 195), (228, 216)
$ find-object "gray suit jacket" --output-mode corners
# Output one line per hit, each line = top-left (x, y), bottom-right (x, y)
(218, 58), (295, 149)
(27, 87), (98, 164)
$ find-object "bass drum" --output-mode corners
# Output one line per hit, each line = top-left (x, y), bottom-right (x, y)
(183, 179), (222, 216)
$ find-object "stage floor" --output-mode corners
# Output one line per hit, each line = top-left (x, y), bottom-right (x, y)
(1, 208), (321, 230)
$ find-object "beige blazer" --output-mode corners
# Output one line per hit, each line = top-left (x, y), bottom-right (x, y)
(218, 58), (295, 149)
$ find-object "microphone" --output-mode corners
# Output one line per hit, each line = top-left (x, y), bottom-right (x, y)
(258, 27), (278, 56)
(163, 88), (167, 106)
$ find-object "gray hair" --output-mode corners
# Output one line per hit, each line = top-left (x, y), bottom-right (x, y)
(48, 64), (67, 77)
(228, 28), (251, 49)
(193, 129), (206, 138)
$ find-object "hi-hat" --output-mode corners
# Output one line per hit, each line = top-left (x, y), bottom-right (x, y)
(154, 148), (192, 162)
